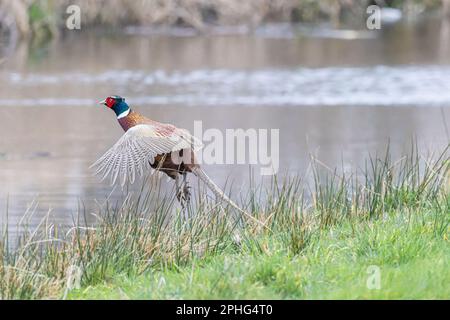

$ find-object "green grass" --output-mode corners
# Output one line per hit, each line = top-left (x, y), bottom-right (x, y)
(1, 145), (449, 299)
(69, 209), (449, 299)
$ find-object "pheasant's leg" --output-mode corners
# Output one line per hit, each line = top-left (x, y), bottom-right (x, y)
(175, 174), (187, 210)
(175, 174), (183, 203)
(175, 173), (191, 212)
(182, 173), (191, 203)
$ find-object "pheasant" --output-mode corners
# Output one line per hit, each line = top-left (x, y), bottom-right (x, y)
(92, 95), (254, 220)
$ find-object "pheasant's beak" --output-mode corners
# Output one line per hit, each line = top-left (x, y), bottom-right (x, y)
(98, 99), (106, 106)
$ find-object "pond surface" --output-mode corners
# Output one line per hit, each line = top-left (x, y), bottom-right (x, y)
(1, 16), (449, 233)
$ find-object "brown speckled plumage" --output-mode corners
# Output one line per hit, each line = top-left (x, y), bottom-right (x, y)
(118, 110), (157, 131)
(119, 110), (197, 179)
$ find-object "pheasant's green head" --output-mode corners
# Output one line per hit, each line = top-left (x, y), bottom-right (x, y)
(99, 95), (130, 118)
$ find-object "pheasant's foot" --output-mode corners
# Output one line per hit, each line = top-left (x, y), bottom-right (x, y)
(182, 183), (191, 203)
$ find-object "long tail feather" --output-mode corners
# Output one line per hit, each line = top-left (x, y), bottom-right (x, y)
(192, 167), (265, 227)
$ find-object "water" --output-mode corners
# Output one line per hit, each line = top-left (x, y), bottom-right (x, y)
(1, 16), (449, 233)
(3, 65), (450, 107)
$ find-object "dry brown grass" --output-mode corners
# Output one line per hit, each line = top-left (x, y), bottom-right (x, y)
(0, 0), (444, 39)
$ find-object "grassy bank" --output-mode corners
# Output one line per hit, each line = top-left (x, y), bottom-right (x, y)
(70, 212), (449, 299)
(1, 145), (449, 299)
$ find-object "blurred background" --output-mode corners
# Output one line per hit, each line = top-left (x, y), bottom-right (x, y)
(0, 0), (449, 232)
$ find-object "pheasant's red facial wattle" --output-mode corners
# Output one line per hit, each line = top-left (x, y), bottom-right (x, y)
(105, 97), (116, 108)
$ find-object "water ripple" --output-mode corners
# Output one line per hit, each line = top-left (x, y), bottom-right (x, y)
(2, 66), (450, 107)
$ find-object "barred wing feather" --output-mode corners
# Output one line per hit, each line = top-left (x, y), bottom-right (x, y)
(90, 124), (202, 186)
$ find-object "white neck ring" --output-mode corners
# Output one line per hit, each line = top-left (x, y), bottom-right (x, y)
(117, 109), (130, 119)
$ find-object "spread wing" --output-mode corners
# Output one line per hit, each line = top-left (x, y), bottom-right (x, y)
(90, 124), (203, 186)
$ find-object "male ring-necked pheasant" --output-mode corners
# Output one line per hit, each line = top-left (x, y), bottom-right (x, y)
(91, 95), (251, 218)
